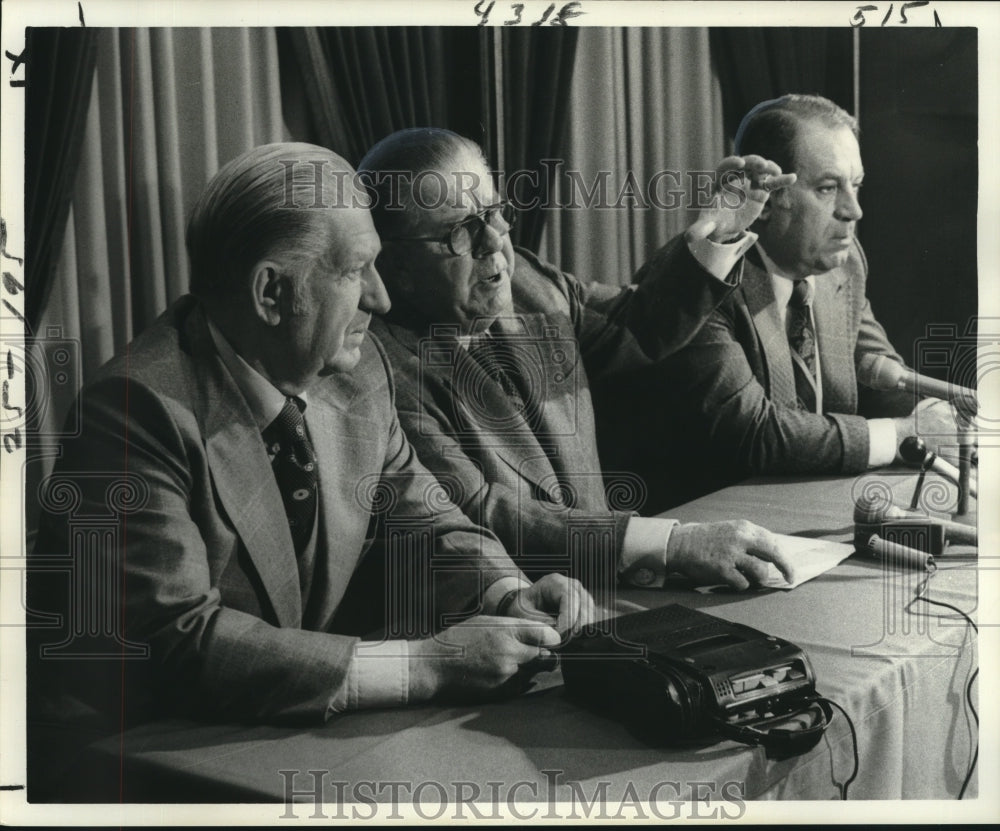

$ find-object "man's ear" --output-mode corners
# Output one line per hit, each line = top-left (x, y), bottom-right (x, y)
(757, 187), (789, 225)
(250, 261), (284, 326)
(763, 186), (793, 217)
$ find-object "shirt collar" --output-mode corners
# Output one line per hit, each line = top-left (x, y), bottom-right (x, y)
(206, 316), (305, 431)
(755, 243), (815, 308)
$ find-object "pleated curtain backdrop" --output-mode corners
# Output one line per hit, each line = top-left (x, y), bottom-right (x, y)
(538, 28), (725, 285)
(24, 29), (288, 550)
(709, 28), (855, 143)
(33, 28), (287, 438)
(499, 27), (579, 254)
(277, 27), (488, 167)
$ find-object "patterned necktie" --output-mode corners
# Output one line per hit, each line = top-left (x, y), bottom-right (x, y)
(262, 397), (318, 554)
(786, 279), (818, 413)
(468, 332), (526, 413)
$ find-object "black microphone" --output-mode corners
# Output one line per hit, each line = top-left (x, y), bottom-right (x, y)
(857, 354), (977, 407)
(899, 437), (978, 499)
(854, 493), (977, 546)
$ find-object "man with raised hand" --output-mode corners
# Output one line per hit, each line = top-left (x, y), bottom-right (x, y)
(360, 128), (796, 592)
(643, 94), (961, 493)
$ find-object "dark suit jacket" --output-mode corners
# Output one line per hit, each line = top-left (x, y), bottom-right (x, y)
(29, 296), (520, 727)
(612, 239), (914, 498)
(371, 242), (737, 576)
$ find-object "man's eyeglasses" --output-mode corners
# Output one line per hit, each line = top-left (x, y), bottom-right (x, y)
(389, 203), (516, 258)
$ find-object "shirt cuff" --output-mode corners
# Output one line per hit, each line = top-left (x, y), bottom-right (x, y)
(867, 418), (899, 468)
(482, 575), (533, 616)
(618, 516), (679, 588)
(686, 231), (758, 284)
(328, 639), (410, 715)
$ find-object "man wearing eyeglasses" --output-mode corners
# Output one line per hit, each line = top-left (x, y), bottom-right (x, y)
(360, 127), (796, 594)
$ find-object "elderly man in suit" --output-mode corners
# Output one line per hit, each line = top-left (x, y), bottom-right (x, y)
(361, 127), (796, 593)
(28, 143), (594, 742)
(616, 94), (961, 496)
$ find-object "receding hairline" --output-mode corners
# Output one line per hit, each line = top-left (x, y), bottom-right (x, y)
(363, 137), (498, 238)
(734, 95), (858, 173)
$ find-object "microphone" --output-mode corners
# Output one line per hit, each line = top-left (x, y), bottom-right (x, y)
(899, 437), (978, 499)
(857, 354), (977, 407)
(854, 493), (977, 546)
(863, 534), (935, 572)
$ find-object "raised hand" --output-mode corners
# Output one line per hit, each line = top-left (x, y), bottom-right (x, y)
(687, 155), (797, 243)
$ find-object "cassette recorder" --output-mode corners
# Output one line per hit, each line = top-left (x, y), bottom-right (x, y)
(559, 604), (832, 759)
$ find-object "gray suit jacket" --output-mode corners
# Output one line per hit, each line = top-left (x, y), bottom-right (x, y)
(372, 242), (737, 575)
(30, 296), (520, 725)
(637, 239), (913, 486)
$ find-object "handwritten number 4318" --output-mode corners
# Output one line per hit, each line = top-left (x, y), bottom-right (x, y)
(475, 1), (584, 26)
(851, 2), (942, 27)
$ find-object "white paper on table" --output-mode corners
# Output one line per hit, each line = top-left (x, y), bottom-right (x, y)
(696, 534), (854, 593)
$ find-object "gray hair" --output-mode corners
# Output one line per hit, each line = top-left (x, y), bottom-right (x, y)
(186, 142), (362, 297)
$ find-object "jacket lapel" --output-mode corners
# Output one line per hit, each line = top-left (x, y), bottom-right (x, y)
(494, 313), (584, 488)
(389, 318), (565, 504)
(300, 372), (371, 599)
(812, 264), (856, 411)
(186, 309), (303, 628)
(742, 254), (798, 407)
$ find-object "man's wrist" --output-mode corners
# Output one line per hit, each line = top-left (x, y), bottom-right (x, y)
(482, 575), (531, 615)
(495, 587), (522, 617)
(619, 516), (678, 588)
(685, 231), (757, 283)
(407, 639), (439, 703)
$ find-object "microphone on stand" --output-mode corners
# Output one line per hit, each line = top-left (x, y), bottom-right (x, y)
(853, 493), (977, 547)
(857, 354), (977, 409)
(899, 437), (977, 500)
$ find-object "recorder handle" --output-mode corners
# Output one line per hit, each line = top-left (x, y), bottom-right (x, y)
(711, 697), (833, 757)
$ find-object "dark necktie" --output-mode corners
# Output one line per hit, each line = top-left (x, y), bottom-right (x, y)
(262, 397), (318, 554)
(468, 333), (526, 413)
(786, 279), (818, 413)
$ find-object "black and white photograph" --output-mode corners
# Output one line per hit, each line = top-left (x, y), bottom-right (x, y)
(1, 0), (997, 824)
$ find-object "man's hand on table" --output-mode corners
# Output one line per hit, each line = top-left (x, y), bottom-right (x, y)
(406, 574), (595, 703)
(666, 520), (794, 590)
(500, 573), (597, 638)
(407, 617), (561, 703)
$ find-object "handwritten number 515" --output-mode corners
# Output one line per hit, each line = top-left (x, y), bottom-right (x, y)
(851, 2), (942, 27)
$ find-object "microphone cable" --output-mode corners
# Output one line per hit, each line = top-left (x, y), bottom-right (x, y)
(817, 696), (859, 800)
(903, 564), (979, 799)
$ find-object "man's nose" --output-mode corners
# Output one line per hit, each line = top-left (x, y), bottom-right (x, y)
(360, 265), (391, 315)
(835, 187), (863, 222)
(473, 222), (507, 259)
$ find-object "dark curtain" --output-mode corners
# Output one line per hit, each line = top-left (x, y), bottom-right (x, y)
(501, 28), (578, 252)
(24, 26), (98, 330)
(710, 28), (854, 143)
(276, 26), (577, 253)
(277, 27), (487, 167)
